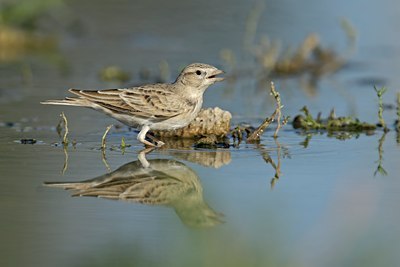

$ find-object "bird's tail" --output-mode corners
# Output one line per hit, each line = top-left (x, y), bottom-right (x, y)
(43, 181), (82, 188)
(40, 97), (89, 107)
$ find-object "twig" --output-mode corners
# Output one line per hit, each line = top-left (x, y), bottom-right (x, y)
(101, 125), (113, 172)
(101, 124), (113, 149)
(271, 82), (283, 138)
(247, 81), (284, 142)
(60, 112), (69, 145)
(247, 109), (278, 142)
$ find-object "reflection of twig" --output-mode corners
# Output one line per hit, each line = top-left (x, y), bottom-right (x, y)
(257, 141), (285, 189)
(101, 125), (113, 149)
(61, 145), (68, 175)
(101, 149), (111, 172)
(270, 139), (282, 189)
(300, 134), (312, 148)
(374, 131), (388, 176)
(396, 92), (400, 144)
(56, 112), (70, 174)
(101, 125), (113, 172)
(397, 92), (400, 126)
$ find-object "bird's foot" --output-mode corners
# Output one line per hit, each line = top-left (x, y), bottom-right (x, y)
(155, 140), (165, 147)
(146, 133), (165, 147)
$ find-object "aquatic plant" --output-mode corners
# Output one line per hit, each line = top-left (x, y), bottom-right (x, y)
(292, 106), (376, 133)
(374, 85), (387, 129)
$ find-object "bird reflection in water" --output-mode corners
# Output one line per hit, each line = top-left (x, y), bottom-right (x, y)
(45, 148), (227, 228)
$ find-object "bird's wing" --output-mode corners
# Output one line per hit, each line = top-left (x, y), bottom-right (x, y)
(69, 86), (191, 120)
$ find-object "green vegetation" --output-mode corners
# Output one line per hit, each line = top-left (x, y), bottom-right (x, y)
(0, 0), (67, 66)
(292, 86), (398, 140)
(374, 85), (388, 129)
(99, 66), (131, 84)
(0, 0), (63, 31)
(292, 106), (376, 133)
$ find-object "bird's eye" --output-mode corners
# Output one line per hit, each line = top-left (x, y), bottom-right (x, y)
(196, 70), (202, 75)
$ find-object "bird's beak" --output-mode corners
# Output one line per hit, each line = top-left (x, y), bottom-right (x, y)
(206, 69), (225, 82)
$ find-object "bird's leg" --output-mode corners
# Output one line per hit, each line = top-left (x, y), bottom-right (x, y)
(145, 132), (165, 147)
(137, 125), (165, 147)
(137, 125), (156, 147)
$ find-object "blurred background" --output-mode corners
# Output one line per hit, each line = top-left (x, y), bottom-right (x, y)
(1, 0), (400, 266)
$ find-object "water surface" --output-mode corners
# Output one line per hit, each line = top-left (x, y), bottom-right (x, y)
(1, 0), (400, 266)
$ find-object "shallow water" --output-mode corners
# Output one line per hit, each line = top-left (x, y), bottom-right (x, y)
(1, 0), (400, 266)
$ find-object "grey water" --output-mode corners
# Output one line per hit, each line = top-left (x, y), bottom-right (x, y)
(1, 0), (400, 266)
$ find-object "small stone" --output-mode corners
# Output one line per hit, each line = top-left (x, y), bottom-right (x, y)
(20, 139), (36, 144)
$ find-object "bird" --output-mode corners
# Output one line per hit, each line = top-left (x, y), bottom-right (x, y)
(41, 63), (224, 147)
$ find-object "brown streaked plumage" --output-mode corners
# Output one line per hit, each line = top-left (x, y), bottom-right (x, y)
(41, 63), (224, 147)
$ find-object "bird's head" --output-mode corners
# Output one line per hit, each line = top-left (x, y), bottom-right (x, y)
(175, 63), (225, 91)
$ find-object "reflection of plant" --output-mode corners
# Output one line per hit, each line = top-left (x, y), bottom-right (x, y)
(374, 131), (388, 176)
(396, 92), (400, 144)
(257, 140), (290, 189)
(300, 133), (312, 148)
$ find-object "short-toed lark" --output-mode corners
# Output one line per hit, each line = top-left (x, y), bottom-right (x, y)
(41, 63), (224, 147)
